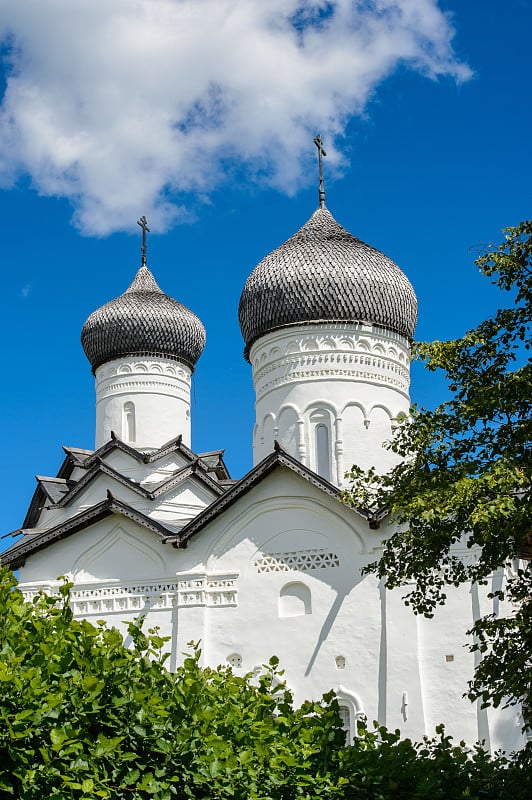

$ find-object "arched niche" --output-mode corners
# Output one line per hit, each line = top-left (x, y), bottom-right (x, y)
(278, 582), (311, 618)
(368, 405), (393, 448)
(277, 406), (299, 455)
(308, 408), (333, 481)
(340, 403), (366, 472)
(123, 401), (136, 443)
(261, 414), (275, 451)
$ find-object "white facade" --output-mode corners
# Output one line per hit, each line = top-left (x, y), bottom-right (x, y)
(251, 323), (411, 483)
(95, 356), (192, 449)
(13, 459), (524, 753)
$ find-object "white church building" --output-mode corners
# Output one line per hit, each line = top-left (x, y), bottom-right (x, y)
(2, 193), (525, 753)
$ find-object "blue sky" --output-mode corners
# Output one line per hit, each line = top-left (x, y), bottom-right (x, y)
(1, 0), (531, 540)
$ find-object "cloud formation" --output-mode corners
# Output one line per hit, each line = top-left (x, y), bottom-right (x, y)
(0, 1), (470, 235)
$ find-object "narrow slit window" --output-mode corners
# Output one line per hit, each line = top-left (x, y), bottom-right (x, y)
(315, 423), (330, 481)
(338, 705), (351, 744)
(123, 401), (136, 443)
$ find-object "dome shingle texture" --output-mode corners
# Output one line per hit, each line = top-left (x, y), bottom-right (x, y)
(81, 266), (206, 372)
(239, 207), (417, 358)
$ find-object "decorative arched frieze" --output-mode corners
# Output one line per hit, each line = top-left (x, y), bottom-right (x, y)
(368, 403), (394, 420)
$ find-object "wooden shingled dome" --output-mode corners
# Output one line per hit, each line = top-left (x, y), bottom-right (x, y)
(238, 207), (418, 359)
(81, 266), (206, 372)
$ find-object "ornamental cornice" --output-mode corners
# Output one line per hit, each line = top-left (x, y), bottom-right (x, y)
(254, 361), (410, 400)
(254, 351), (409, 381)
(21, 573), (239, 616)
(96, 358), (191, 382)
(96, 378), (190, 400)
(250, 324), (410, 370)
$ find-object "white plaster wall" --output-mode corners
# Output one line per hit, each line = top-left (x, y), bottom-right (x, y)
(193, 469), (426, 739)
(16, 466), (524, 753)
(94, 356), (192, 449)
(249, 324), (411, 485)
(101, 451), (190, 484)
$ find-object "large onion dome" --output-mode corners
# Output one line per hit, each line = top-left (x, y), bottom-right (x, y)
(81, 266), (206, 372)
(239, 207), (417, 358)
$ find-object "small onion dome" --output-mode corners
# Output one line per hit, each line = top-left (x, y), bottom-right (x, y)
(81, 266), (206, 372)
(238, 207), (417, 359)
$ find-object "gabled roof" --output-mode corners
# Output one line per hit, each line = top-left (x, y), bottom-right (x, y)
(50, 457), (225, 509)
(165, 443), (374, 548)
(20, 434), (232, 529)
(22, 478), (74, 529)
(195, 451), (232, 482)
(70, 434), (232, 481)
(6, 442), (380, 570)
(2, 491), (179, 570)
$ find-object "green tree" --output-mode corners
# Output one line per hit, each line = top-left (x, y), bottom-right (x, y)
(0, 565), (528, 799)
(343, 221), (532, 724)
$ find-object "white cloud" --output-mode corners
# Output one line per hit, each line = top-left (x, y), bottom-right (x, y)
(0, 0), (470, 235)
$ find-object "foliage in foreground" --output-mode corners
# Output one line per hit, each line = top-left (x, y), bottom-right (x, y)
(0, 567), (529, 799)
(343, 221), (532, 718)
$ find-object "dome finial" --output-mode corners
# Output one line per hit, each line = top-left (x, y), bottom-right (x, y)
(137, 215), (150, 267)
(313, 133), (327, 209)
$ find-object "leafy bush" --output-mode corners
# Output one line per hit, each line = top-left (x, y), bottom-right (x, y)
(0, 566), (528, 799)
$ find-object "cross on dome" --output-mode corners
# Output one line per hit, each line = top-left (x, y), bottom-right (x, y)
(137, 215), (150, 267)
(313, 133), (327, 208)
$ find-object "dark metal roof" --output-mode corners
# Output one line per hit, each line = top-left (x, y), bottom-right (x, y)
(81, 266), (206, 372)
(238, 206), (418, 359)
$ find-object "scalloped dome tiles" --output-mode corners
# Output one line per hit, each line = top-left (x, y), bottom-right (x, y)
(81, 266), (206, 371)
(238, 207), (418, 357)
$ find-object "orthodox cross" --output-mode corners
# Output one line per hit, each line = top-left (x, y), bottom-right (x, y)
(137, 215), (150, 267)
(313, 133), (326, 208)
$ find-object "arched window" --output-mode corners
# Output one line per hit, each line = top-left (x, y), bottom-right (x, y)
(123, 401), (136, 443)
(309, 409), (332, 480)
(278, 582), (311, 618)
(338, 705), (352, 745)
(335, 687), (364, 744)
(315, 423), (330, 481)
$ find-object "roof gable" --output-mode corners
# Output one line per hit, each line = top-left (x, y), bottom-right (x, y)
(51, 459), (225, 511)
(165, 443), (373, 548)
(19, 435), (231, 530)
(2, 492), (177, 570)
